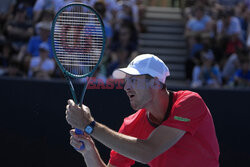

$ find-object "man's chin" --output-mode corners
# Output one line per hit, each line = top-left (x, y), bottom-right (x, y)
(130, 102), (138, 111)
(131, 102), (143, 111)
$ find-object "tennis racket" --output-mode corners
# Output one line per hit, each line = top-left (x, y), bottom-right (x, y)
(51, 3), (105, 150)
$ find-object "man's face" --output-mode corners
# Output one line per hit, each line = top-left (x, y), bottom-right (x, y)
(124, 75), (153, 110)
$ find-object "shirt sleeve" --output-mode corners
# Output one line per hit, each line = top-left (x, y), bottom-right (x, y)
(162, 92), (208, 135)
(108, 122), (135, 167)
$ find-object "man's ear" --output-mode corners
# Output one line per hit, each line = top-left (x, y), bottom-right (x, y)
(152, 77), (162, 90)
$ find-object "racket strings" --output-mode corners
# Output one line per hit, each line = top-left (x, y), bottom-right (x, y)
(54, 5), (103, 76)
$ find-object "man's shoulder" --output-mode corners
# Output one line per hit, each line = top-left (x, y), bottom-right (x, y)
(173, 90), (202, 105)
(174, 90), (200, 98)
(118, 109), (147, 134)
(123, 109), (146, 125)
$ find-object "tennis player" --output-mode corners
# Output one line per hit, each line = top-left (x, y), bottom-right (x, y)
(66, 54), (220, 167)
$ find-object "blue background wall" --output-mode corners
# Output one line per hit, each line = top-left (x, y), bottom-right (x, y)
(0, 77), (249, 167)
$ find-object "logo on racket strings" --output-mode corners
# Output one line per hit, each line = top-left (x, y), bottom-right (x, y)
(61, 25), (93, 54)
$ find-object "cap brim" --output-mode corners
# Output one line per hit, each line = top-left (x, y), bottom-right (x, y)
(112, 67), (144, 79)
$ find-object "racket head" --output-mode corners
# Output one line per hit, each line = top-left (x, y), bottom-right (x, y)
(51, 3), (105, 78)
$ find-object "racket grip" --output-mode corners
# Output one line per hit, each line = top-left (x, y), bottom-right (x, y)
(75, 128), (85, 150)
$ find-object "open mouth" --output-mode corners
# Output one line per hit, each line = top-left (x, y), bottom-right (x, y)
(128, 93), (135, 99)
(130, 95), (135, 98)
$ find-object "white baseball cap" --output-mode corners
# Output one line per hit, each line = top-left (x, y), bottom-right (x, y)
(112, 54), (170, 84)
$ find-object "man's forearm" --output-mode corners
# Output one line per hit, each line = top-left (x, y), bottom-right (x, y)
(82, 145), (107, 167)
(91, 122), (151, 164)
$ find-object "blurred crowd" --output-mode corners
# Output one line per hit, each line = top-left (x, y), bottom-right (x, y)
(184, 0), (250, 88)
(1, 0), (250, 89)
(0, 0), (144, 80)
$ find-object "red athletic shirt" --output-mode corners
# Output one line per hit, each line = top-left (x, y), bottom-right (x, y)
(109, 90), (220, 167)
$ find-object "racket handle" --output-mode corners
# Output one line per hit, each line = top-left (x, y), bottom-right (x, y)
(75, 128), (85, 150)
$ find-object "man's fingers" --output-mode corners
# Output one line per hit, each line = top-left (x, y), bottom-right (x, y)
(81, 104), (89, 112)
(70, 129), (89, 141)
(70, 129), (75, 135)
(70, 136), (83, 149)
(66, 104), (69, 111)
(67, 100), (88, 114)
(68, 99), (75, 106)
(66, 104), (80, 114)
(66, 116), (76, 127)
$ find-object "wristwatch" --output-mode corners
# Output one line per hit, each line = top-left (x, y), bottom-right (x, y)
(84, 121), (96, 135)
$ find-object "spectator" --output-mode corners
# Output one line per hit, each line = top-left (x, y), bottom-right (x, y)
(234, 57), (250, 87)
(217, 9), (242, 36)
(221, 48), (247, 86)
(129, 0), (142, 32)
(33, 0), (84, 22)
(5, 3), (34, 62)
(234, 1), (248, 41)
(234, 55), (250, 87)
(99, 0), (117, 26)
(224, 34), (243, 57)
(115, 0), (144, 33)
(190, 50), (203, 88)
(33, 0), (65, 23)
(2, 59), (25, 77)
(216, 9), (242, 48)
(0, 0), (15, 74)
(185, 5), (213, 50)
(115, 1), (134, 31)
(93, 1), (114, 81)
(215, 9), (243, 66)
(107, 21), (138, 77)
(93, 1), (113, 54)
(34, 9), (54, 35)
(40, 9), (54, 22)
(0, 0), (16, 25)
(28, 42), (55, 79)
(27, 21), (52, 59)
(191, 45), (222, 88)
(186, 35), (204, 80)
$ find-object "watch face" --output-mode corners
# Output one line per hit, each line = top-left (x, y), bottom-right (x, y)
(85, 126), (93, 134)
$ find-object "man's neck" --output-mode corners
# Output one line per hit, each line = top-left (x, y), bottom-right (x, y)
(146, 90), (170, 124)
